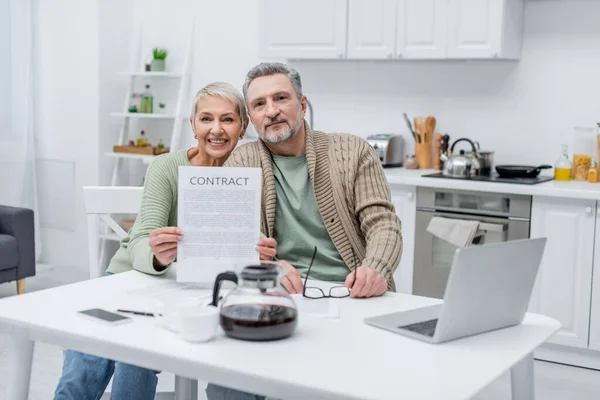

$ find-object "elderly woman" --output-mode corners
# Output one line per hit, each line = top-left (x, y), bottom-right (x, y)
(53, 82), (277, 400)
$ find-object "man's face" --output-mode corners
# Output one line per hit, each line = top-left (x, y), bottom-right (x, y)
(246, 74), (306, 145)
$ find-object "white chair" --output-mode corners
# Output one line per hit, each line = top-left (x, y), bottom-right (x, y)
(83, 186), (144, 278)
(82, 186), (179, 399)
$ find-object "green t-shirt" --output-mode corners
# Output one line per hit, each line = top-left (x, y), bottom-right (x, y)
(272, 154), (350, 282)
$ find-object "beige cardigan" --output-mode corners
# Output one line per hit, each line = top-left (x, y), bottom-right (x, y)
(225, 124), (402, 290)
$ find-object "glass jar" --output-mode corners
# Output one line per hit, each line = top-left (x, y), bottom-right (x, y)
(140, 84), (153, 113)
(572, 127), (595, 181)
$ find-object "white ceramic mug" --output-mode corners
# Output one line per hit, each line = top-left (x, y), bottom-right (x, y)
(179, 306), (220, 342)
(153, 298), (219, 342)
(153, 298), (201, 332)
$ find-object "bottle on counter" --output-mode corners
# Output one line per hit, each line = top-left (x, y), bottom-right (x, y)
(140, 84), (153, 113)
(589, 161), (598, 183)
(554, 144), (572, 181)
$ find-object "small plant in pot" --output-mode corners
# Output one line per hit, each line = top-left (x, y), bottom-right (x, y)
(158, 102), (166, 114)
(151, 47), (168, 72)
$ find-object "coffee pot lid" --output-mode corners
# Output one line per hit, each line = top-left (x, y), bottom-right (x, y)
(240, 264), (279, 282)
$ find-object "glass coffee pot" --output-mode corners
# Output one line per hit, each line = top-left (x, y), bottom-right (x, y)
(210, 261), (298, 341)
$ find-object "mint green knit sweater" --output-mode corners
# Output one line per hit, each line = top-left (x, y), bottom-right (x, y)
(106, 149), (190, 275)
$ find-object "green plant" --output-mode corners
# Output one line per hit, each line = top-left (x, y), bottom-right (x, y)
(159, 102), (166, 108)
(152, 47), (168, 60)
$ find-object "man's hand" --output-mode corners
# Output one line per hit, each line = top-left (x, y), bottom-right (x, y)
(345, 266), (387, 298)
(149, 227), (182, 267)
(256, 237), (277, 260)
(277, 260), (304, 294)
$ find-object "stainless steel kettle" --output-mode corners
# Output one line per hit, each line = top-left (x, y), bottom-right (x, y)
(440, 138), (480, 177)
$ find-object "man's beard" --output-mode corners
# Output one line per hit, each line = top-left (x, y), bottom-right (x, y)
(260, 108), (304, 145)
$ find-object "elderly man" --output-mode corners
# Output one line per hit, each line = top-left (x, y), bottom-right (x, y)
(227, 61), (402, 295)
(205, 62), (402, 400)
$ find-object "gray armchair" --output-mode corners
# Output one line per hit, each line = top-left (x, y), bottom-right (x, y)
(0, 205), (35, 294)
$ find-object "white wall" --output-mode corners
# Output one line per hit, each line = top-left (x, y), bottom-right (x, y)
(34, 0), (99, 267)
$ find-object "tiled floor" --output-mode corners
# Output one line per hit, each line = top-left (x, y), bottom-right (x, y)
(1, 265), (600, 399)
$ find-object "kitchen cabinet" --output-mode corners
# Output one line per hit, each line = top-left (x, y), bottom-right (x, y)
(396, 0), (448, 59)
(259, 0), (348, 59)
(446, 0), (524, 59)
(344, 0), (448, 59)
(588, 201), (600, 351)
(528, 196), (595, 349)
(390, 185), (416, 294)
(260, 0), (523, 60)
(347, 0), (397, 59)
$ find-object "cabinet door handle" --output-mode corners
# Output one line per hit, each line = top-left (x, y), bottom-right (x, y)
(407, 192), (413, 200)
(586, 206), (593, 214)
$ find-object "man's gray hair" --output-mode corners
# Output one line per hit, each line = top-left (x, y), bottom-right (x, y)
(190, 82), (247, 126)
(242, 62), (303, 101)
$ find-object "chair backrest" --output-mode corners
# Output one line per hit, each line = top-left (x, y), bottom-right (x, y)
(83, 186), (143, 279)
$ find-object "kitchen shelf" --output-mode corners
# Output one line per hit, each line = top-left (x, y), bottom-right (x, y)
(104, 152), (157, 164)
(109, 112), (176, 119)
(117, 71), (183, 78)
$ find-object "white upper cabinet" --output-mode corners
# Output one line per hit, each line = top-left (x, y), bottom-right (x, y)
(259, 0), (523, 60)
(447, 0), (524, 59)
(347, 0), (397, 59)
(259, 0), (348, 59)
(397, 0), (448, 59)
(528, 197), (595, 349)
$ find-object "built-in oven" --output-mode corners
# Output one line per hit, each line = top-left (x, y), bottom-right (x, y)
(414, 187), (532, 299)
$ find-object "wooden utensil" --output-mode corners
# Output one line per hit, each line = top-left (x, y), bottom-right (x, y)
(414, 117), (426, 143)
(434, 133), (442, 170)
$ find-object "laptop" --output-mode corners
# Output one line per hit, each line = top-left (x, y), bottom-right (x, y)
(364, 237), (547, 344)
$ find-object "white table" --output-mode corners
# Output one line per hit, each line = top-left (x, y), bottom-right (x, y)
(0, 270), (560, 400)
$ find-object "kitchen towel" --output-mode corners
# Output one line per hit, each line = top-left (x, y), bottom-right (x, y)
(426, 217), (480, 248)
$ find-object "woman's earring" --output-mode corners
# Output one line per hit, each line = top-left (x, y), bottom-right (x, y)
(194, 134), (197, 139)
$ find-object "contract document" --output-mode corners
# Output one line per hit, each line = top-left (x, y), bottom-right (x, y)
(176, 166), (262, 283)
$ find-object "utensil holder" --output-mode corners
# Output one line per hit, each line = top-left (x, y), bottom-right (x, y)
(415, 140), (432, 169)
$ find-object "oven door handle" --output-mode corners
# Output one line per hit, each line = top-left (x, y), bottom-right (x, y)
(478, 222), (507, 232)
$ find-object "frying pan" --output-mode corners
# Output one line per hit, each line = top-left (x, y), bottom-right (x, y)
(495, 164), (552, 178)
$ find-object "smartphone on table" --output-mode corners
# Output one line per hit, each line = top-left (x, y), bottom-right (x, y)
(77, 308), (132, 326)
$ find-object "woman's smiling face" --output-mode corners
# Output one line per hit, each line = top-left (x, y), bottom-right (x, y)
(191, 95), (245, 159)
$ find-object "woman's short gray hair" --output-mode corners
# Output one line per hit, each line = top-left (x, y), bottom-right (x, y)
(190, 82), (247, 126)
(242, 62), (303, 101)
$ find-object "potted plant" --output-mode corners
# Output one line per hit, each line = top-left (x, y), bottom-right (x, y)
(151, 47), (168, 72)
(158, 102), (166, 114)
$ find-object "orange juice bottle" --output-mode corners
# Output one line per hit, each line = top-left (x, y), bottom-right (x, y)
(554, 144), (572, 181)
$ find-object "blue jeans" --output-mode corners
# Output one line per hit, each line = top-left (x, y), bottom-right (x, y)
(54, 271), (159, 400)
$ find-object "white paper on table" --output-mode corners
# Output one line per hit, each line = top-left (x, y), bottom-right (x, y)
(290, 294), (340, 319)
(176, 166), (262, 283)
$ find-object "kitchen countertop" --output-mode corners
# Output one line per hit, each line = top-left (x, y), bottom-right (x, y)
(384, 168), (600, 201)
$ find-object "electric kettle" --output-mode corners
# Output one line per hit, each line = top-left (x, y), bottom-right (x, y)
(211, 261), (298, 341)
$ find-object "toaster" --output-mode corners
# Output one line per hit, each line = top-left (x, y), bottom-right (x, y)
(366, 134), (404, 168)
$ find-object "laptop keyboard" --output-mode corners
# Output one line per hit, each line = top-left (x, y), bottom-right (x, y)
(398, 319), (438, 337)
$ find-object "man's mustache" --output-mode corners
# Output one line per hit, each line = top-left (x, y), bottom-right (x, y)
(264, 118), (287, 129)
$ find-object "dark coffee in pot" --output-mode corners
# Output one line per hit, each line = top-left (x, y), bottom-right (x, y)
(220, 304), (298, 341)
